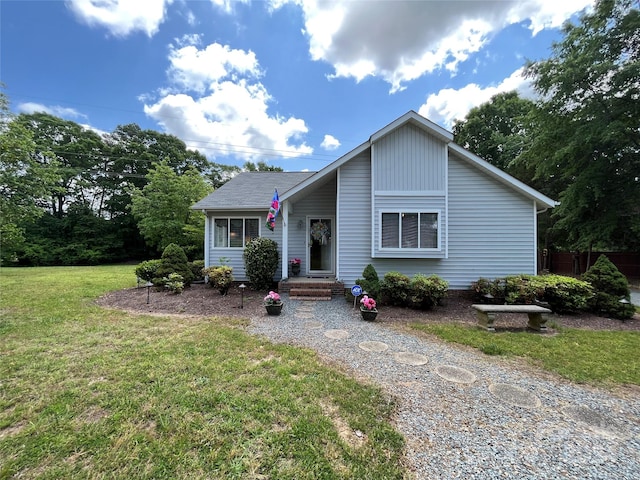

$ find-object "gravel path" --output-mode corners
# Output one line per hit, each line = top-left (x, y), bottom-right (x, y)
(248, 296), (640, 480)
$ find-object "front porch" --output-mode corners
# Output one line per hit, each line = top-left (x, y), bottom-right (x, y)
(278, 277), (345, 301)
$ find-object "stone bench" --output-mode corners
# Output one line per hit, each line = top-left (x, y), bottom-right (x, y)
(472, 304), (552, 332)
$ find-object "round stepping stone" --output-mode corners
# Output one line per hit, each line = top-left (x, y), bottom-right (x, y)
(358, 341), (389, 352)
(488, 383), (541, 408)
(296, 312), (314, 319)
(393, 351), (429, 366)
(563, 405), (629, 439)
(303, 321), (323, 329)
(435, 365), (477, 384)
(324, 329), (349, 340)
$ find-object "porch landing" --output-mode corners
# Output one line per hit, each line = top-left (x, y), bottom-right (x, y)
(278, 277), (345, 301)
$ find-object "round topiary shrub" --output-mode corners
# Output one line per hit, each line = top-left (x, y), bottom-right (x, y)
(380, 271), (411, 306)
(243, 237), (279, 291)
(409, 273), (449, 310)
(582, 254), (635, 319)
(135, 259), (161, 282)
(153, 243), (194, 288)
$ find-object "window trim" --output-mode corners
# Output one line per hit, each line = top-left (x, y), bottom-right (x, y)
(379, 210), (441, 252)
(212, 217), (261, 249)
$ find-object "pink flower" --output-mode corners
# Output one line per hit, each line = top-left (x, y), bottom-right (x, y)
(290, 258), (301, 265)
(264, 291), (281, 305)
(360, 295), (377, 310)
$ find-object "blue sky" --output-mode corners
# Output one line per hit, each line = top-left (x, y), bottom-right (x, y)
(1, 0), (594, 172)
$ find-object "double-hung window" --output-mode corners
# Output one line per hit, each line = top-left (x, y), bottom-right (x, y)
(381, 212), (439, 250)
(213, 218), (260, 248)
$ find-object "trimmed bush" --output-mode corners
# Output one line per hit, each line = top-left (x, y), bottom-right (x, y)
(135, 259), (161, 282)
(582, 255), (635, 319)
(153, 243), (193, 287)
(355, 264), (381, 300)
(203, 265), (234, 295)
(538, 274), (592, 313)
(409, 274), (449, 310)
(477, 273), (593, 313)
(243, 237), (279, 291)
(163, 273), (184, 294)
(471, 277), (506, 303)
(189, 260), (205, 282)
(380, 271), (411, 306)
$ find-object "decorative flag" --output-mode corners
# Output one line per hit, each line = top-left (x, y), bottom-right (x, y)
(266, 189), (280, 231)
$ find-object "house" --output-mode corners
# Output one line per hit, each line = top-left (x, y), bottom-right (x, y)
(192, 111), (557, 290)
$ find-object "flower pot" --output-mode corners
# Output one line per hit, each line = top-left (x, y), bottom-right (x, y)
(360, 308), (378, 321)
(291, 264), (300, 276)
(265, 303), (283, 316)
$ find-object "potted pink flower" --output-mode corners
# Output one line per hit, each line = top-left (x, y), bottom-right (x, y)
(264, 290), (283, 315)
(359, 295), (378, 321)
(289, 258), (301, 276)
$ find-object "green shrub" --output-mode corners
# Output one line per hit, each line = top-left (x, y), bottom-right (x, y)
(503, 274), (544, 304)
(380, 271), (411, 306)
(538, 274), (593, 313)
(355, 264), (381, 300)
(582, 255), (635, 319)
(189, 260), (205, 282)
(135, 259), (161, 282)
(163, 273), (184, 294)
(203, 265), (234, 295)
(243, 237), (279, 291)
(409, 274), (449, 310)
(470, 277), (506, 303)
(153, 243), (193, 287)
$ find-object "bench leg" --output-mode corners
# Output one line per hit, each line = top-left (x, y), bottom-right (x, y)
(477, 311), (495, 332)
(527, 313), (548, 332)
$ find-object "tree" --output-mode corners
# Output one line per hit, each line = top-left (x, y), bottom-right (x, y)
(130, 160), (212, 256)
(524, 0), (640, 252)
(208, 162), (241, 188)
(0, 92), (60, 263)
(453, 91), (536, 173)
(243, 161), (283, 172)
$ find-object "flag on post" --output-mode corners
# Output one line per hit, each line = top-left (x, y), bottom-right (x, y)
(266, 189), (279, 231)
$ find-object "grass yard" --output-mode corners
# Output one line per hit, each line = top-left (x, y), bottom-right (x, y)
(0, 266), (405, 479)
(409, 322), (640, 385)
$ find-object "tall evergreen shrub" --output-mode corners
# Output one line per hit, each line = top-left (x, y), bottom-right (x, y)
(243, 237), (279, 291)
(582, 255), (635, 319)
(153, 243), (193, 287)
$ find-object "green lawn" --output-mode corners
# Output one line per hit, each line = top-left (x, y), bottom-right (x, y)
(0, 266), (405, 479)
(409, 322), (640, 385)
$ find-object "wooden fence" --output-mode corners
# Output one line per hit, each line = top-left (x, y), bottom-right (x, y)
(542, 251), (640, 279)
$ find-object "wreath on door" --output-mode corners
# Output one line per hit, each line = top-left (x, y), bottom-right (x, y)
(310, 221), (330, 244)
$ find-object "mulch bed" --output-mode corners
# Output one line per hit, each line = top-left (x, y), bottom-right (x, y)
(97, 283), (640, 332)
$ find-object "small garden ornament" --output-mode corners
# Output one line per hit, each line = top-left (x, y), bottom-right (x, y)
(290, 258), (301, 276)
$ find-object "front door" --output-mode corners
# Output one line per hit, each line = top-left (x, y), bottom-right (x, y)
(308, 217), (334, 275)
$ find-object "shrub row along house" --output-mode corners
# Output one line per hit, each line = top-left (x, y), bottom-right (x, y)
(192, 111), (557, 290)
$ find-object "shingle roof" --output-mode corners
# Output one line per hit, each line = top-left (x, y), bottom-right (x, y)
(192, 171), (315, 210)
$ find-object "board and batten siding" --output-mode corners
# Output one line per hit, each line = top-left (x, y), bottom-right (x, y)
(373, 123), (446, 192)
(336, 152), (373, 283)
(206, 210), (283, 281)
(287, 177), (336, 275)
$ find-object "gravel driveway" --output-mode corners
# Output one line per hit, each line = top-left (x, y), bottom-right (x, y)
(248, 296), (640, 480)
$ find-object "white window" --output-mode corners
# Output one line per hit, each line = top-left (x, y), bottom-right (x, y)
(213, 218), (260, 248)
(381, 212), (439, 250)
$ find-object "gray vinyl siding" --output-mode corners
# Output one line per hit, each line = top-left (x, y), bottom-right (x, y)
(287, 177), (336, 275)
(374, 123), (446, 191)
(336, 152), (372, 283)
(337, 151), (536, 290)
(206, 210), (283, 281)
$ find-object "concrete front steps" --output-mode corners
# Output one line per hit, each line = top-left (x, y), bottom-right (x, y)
(278, 278), (344, 301)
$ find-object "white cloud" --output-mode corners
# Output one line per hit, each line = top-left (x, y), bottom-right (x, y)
(144, 38), (312, 161)
(418, 68), (534, 129)
(273, 0), (593, 93)
(17, 102), (88, 120)
(209, 0), (251, 14)
(320, 134), (340, 151)
(67, 0), (173, 37)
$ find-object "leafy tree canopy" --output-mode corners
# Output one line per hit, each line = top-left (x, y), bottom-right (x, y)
(524, 0), (640, 251)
